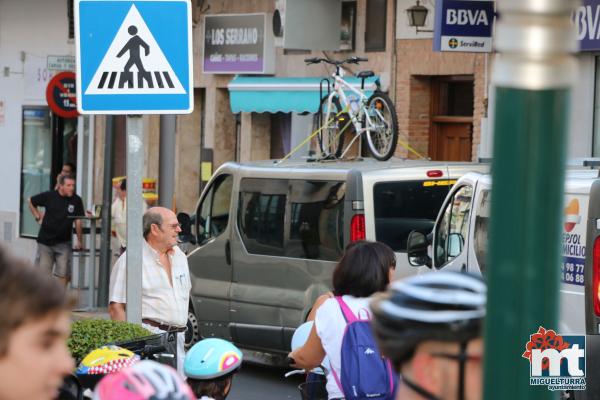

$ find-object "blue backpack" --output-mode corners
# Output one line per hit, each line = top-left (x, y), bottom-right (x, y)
(330, 296), (397, 400)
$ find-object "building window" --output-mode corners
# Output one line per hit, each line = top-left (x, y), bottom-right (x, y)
(365, 0), (387, 52)
(20, 108), (52, 237)
(340, 1), (357, 51)
(67, 0), (74, 40)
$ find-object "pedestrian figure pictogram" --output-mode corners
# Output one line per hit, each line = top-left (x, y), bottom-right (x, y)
(116, 25), (153, 88)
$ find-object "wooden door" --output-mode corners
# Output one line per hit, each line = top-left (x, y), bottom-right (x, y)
(430, 77), (474, 161)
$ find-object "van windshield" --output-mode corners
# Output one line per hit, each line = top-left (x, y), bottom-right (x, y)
(373, 181), (452, 252)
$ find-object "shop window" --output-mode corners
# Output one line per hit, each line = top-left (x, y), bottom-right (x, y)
(270, 113), (291, 159)
(20, 107), (78, 238)
(20, 108), (52, 237)
(365, 0), (387, 52)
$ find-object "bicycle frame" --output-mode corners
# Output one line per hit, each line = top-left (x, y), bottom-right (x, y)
(323, 68), (382, 158)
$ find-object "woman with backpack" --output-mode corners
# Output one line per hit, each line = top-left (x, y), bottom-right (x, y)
(288, 240), (397, 400)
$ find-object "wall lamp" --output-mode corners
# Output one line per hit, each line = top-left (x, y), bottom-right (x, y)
(406, 0), (433, 33)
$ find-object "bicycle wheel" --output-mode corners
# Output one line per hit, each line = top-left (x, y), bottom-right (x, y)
(365, 91), (399, 161)
(317, 96), (347, 159)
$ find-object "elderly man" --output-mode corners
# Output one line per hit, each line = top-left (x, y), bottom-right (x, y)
(108, 207), (191, 372)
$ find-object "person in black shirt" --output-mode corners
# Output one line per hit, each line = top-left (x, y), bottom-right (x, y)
(28, 174), (84, 286)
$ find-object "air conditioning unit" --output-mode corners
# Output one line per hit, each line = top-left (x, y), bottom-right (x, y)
(273, 0), (341, 50)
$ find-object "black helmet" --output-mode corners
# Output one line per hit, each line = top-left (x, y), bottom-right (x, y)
(370, 271), (486, 369)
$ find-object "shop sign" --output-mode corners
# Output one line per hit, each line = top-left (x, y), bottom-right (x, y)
(433, 0), (494, 53)
(574, 0), (600, 51)
(47, 55), (76, 72)
(203, 13), (275, 74)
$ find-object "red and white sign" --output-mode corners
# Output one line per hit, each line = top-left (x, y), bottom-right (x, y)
(46, 71), (79, 118)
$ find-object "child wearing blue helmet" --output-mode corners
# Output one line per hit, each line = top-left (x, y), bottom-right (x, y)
(183, 338), (243, 400)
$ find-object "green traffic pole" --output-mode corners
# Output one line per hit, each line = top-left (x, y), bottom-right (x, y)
(483, 0), (577, 399)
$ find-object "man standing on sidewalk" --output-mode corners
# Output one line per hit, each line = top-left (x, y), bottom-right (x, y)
(108, 207), (191, 373)
(28, 174), (84, 286)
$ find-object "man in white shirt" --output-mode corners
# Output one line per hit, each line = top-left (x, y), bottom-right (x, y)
(111, 178), (147, 254)
(108, 206), (191, 372)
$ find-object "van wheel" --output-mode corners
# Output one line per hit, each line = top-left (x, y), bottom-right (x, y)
(185, 309), (200, 350)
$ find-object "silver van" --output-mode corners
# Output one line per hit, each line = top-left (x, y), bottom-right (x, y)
(181, 159), (487, 364)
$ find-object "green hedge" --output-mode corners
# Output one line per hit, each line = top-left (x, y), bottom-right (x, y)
(68, 319), (152, 362)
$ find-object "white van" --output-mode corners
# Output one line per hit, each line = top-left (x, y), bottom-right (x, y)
(180, 159), (487, 364)
(406, 170), (600, 397)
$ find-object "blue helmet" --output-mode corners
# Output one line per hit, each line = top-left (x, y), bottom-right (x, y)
(184, 339), (243, 380)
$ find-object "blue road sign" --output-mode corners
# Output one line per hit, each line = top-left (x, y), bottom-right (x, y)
(75, 0), (193, 114)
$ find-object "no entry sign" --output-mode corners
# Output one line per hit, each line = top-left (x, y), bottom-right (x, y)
(46, 71), (79, 118)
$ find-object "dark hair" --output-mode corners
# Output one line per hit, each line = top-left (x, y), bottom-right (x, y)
(187, 375), (232, 400)
(120, 178), (127, 191)
(0, 246), (73, 356)
(58, 174), (75, 185)
(64, 162), (76, 173)
(332, 241), (396, 298)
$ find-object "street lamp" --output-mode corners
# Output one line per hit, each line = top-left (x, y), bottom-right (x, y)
(406, 0), (433, 33)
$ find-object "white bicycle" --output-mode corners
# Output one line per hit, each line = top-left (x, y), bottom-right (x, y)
(305, 57), (399, 161)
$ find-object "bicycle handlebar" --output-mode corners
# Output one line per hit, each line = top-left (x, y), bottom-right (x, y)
(304, 56), (369, 66)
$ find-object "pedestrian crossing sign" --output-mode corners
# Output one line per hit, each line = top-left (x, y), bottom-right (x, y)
(75, 0), (193, 114)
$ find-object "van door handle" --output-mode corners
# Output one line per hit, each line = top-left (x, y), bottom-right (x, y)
(461, 263), (467, 272)
(225, 240), (231, 265)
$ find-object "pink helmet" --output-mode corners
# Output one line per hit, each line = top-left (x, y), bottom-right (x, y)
(92, 360), (195, 400)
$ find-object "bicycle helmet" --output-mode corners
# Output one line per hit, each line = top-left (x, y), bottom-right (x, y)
(184, 338), (243, 380)
(370, 271), (486, 368)
(92, 360), (195, 400)
(76, 345), (139, 375)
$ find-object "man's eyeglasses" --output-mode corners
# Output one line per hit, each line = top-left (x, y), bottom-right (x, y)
(431, 352), (483, 363)
(155, 223), (182, 230)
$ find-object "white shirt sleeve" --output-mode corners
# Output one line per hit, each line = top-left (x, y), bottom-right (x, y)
(109, 253), (127, 304)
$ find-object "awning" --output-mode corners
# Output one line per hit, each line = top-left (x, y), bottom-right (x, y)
(228, 76), (379, 114)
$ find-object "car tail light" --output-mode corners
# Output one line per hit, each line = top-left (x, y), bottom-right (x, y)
(350, 214), (365, 242)
(427, 170), (443, 178)
(593, 237), (600, 315)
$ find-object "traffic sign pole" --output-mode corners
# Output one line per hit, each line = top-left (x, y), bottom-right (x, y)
(125, 115), (144, 324)
(483, 0), (577, 398)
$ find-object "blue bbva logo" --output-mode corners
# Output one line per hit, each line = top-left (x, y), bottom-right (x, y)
(445, 9), (489, 26)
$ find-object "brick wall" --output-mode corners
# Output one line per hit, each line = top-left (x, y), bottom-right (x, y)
(394, 39), (488, 160)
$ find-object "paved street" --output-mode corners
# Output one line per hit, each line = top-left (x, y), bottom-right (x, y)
(228, 364), (303, 400)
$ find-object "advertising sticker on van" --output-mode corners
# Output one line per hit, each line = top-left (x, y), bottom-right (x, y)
(562, 198), (586, 286)
(523, 326), (586, 391)
(422, 180), (457, 187)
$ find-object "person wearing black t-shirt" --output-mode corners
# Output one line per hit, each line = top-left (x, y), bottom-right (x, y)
(28, 174), (84, 286)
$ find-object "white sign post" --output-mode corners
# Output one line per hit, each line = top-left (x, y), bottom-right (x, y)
(75, 0), (193, 323)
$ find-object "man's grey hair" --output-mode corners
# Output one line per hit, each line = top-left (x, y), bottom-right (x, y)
(143, 210), (163, 239)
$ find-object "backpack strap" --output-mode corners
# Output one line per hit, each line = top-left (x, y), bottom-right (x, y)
(335, 296), (358, 324)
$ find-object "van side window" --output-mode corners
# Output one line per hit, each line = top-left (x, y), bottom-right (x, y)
(473, 189), (490, 273)
(286, 181), (345, 261)
(434, 185), (473, 267)
(197, 174), (233, 243)
(374, 181), (451, 252)
(238, 179), (287, 256)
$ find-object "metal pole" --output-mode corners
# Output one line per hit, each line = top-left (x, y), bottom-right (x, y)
(126, 115), (144, 324)
(97, 115), (114, 306)
(159, 115), (176, 209)
(483, 0), (577, 399)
